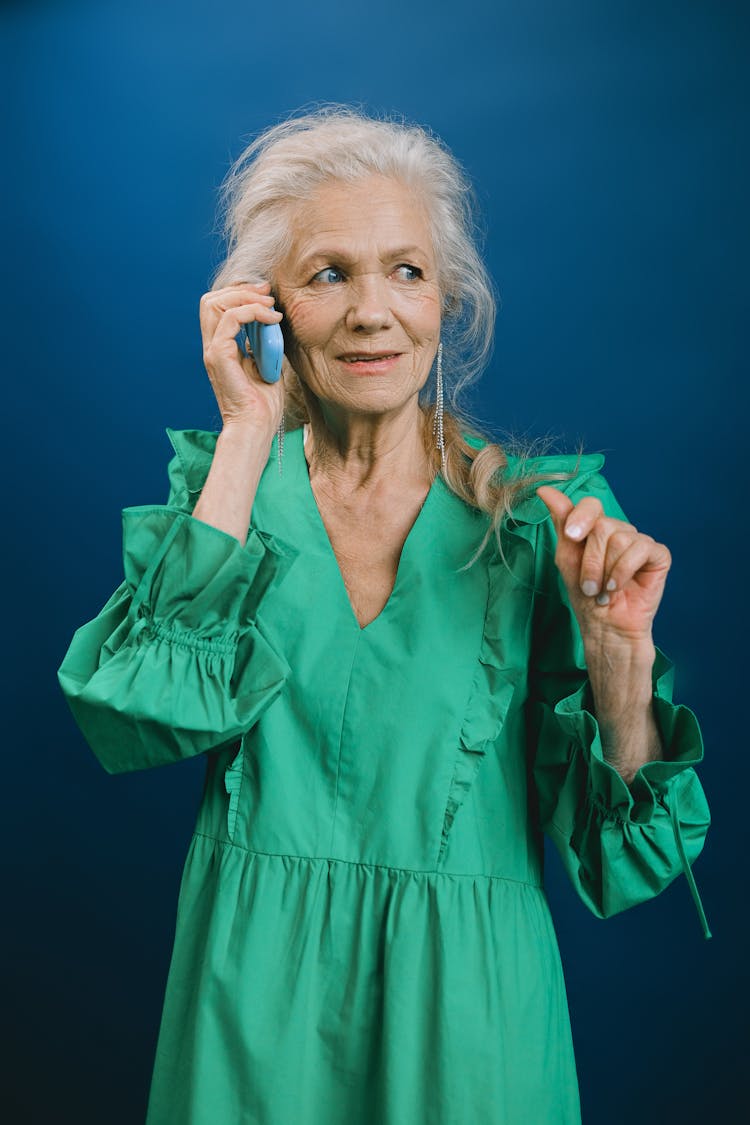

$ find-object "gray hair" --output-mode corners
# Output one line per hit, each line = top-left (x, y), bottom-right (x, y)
(209, 103), (498, 407)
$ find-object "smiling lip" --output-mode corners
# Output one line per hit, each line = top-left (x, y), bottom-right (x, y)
(337, 352), (403, 373)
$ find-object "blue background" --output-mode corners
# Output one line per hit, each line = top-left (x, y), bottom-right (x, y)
(3, 0), (746, 1120)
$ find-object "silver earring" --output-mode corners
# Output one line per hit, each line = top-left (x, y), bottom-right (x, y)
(432, 341), (446, 475)
(276, 410), (285, 475)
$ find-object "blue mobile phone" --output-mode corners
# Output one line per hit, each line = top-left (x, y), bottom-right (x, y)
(242, 314), (284, 384)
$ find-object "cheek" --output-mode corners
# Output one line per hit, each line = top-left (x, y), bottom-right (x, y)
(399, 291), (442, 334)
(280, 294), (336, 349)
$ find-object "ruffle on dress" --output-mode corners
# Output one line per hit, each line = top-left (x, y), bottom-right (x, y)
(224, 739), (245, 843)
(437, 649), (516, 865)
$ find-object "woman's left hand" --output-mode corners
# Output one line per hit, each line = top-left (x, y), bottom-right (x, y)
(535, 486), (672, 648)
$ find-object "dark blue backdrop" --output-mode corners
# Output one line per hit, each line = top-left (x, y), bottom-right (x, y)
(3, 0), (745, 1121)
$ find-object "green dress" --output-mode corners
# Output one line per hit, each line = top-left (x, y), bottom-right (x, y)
(58, 425), (712, 1125)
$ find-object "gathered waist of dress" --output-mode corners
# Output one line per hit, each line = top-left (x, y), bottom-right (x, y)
(190, 831), (545, 891)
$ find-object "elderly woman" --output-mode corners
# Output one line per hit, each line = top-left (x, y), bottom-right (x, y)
(58, 107), (711, 1124)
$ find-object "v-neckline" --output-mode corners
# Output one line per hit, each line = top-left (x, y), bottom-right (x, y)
(294, 425), (445, 634)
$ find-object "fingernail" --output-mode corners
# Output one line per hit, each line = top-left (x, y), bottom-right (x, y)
(565, 524), (583, 539)
(581, 580), (599, 596)
(596, 592), (610, 606)
(606, 578), (617, 591)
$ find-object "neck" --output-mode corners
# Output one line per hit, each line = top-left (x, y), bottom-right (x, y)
(302, 407), (432, 495)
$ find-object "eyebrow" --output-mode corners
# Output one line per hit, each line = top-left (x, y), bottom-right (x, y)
(296, 245), (430, 274)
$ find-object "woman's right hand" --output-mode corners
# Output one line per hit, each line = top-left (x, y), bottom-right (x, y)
(199, 280), (285, 434)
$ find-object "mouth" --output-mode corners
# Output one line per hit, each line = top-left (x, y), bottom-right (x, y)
(337, 352), (403, 373)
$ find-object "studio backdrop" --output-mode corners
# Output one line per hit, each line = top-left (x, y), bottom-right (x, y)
(3, 1), (744, 1121)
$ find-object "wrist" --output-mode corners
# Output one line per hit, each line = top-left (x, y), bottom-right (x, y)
(583, 631), (656, 670)
(215, 422), (277, 473)
(219, 418), (276, 447)
(583, 637), (656, 721)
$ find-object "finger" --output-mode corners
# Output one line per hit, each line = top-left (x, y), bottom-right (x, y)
(199, 286), (276, 330)
(208, 290), (276, 307)
(561, 496), (605, 541)
(204, 302), (284, 356)
(577, 519), (613, 597)
(536, 487), (587, 592)
(200, 290), (276, 327)
(605, 535), (671, 591)
(216, 302), (283, 337)
(219, 279), (272, 293)
(535, 486), (574, 537)
(202, 283), (274, 309)
(213, 297), (281, 335)
(601, 528), (642, 591)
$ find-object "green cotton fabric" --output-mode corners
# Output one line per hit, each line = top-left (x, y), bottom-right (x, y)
(58, 425), (712, 1125)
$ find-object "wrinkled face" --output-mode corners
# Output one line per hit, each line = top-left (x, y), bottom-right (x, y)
(273, 175), (442, 420)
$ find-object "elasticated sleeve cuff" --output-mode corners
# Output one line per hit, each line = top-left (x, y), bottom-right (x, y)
(58, 507), (298, 774)
(536, 644), (712, 938)
(551, 645), (704, 824)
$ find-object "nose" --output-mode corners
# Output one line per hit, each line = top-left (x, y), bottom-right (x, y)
(344, 273), (394, 332)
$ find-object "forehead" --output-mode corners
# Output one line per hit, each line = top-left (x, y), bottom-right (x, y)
(286, 175), (435, 259)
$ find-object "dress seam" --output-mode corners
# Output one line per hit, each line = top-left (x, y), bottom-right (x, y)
(328, 633), (362, 854)
(190, 831), (544, 889)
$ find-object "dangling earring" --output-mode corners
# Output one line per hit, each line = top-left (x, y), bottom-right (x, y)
(432, 341), (446, 475)
(276, 410), (285, 476)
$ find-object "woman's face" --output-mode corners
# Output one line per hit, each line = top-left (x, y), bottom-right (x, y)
(273, 175), (442, 421)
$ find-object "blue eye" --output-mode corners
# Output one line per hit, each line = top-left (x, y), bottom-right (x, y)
(313, 267), (344, 284)
(395, 264), (422, 281)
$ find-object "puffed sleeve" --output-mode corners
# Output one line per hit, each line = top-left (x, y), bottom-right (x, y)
(57, 427), (298, 774)
(525, 463), (713, 939)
